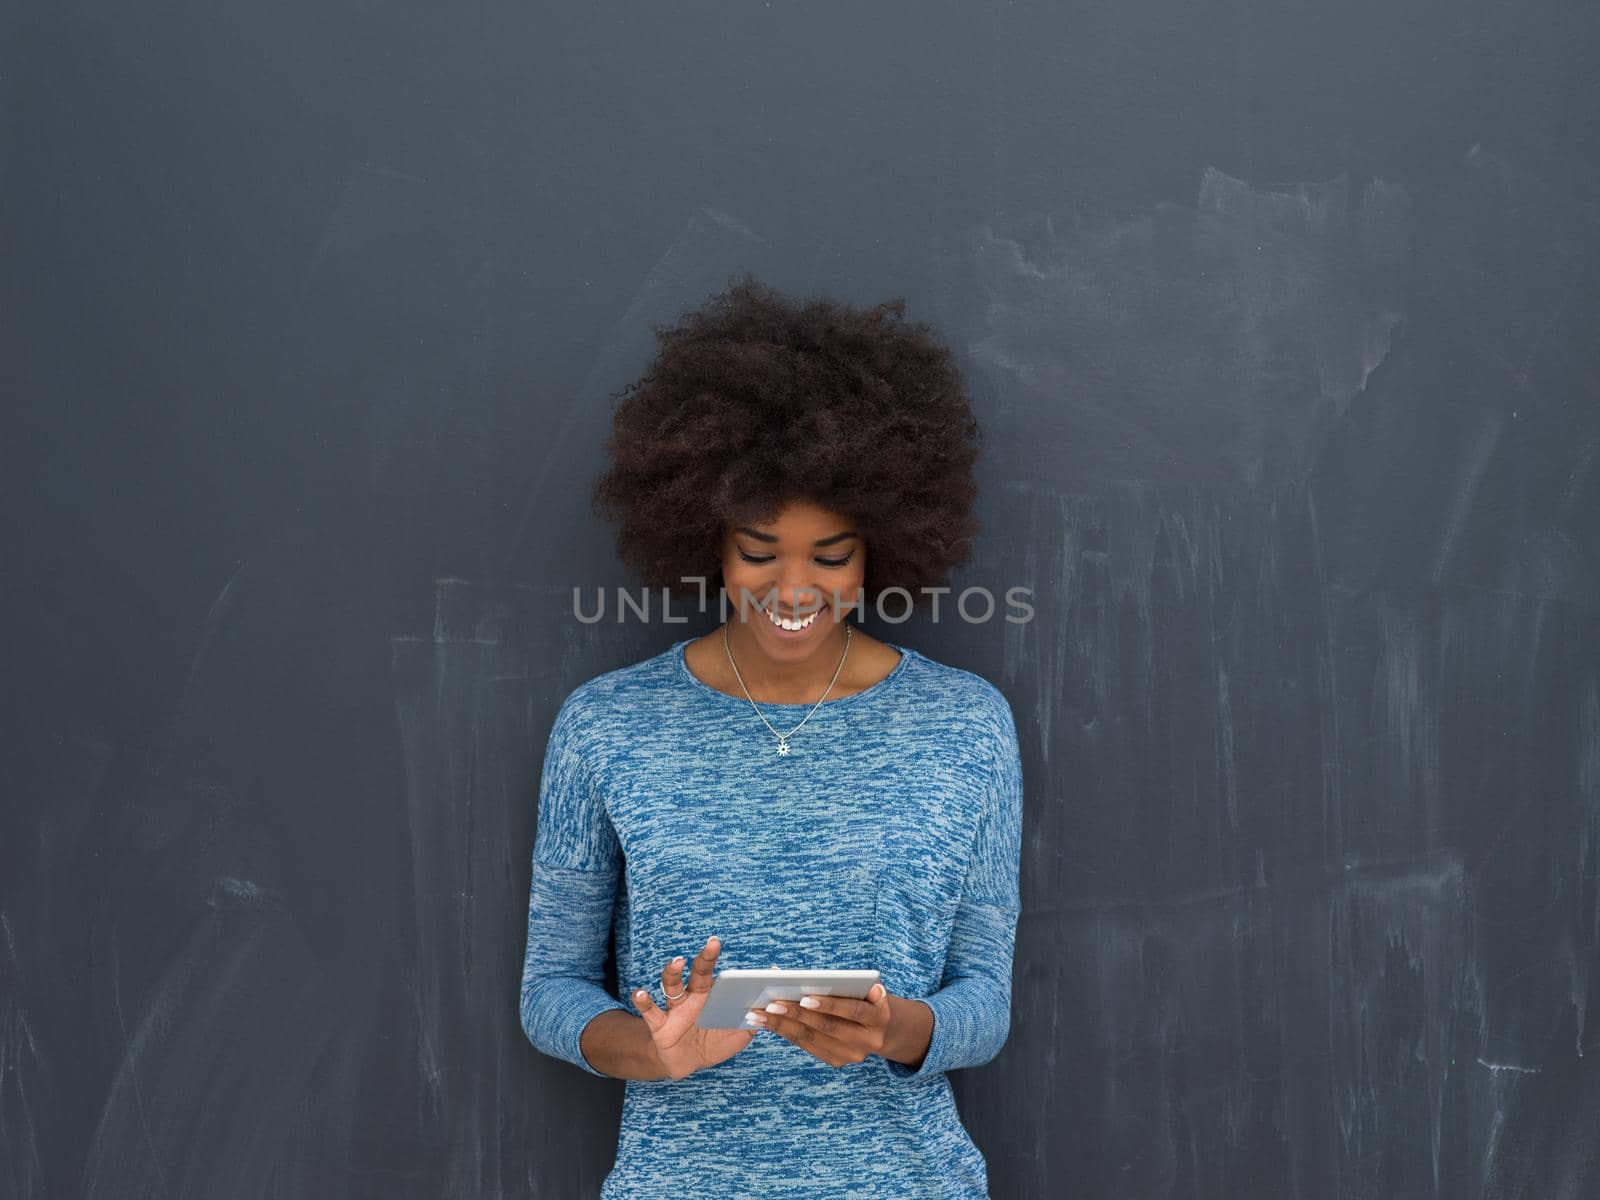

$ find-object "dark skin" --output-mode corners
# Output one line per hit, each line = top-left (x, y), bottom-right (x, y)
(626, 937), (909, 1076)
(622, 498), (935, 1078)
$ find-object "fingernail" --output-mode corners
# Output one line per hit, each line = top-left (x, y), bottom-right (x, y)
(707, 935), (721, 949)
(765, 1002), (787, 1014)
(799, 996), (822, 1009)
(669, 956), (684, 968)
(873, 985), (885, 1000)
(745, 1012), (766, 1026)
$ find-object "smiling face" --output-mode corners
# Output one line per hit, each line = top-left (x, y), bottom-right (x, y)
(718, 498), (866, 660)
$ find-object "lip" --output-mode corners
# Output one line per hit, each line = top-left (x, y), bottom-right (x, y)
(762, 605), (826, 638)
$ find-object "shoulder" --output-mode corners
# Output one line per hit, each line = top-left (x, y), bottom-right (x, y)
(901, 645), (1019, 753)
(549, 641), (682, 747)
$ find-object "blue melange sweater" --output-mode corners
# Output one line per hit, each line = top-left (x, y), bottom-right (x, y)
(519, 635), (1024, 1198)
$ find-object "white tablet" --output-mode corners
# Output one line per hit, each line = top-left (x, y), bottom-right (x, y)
(697, 968), (881, 1030)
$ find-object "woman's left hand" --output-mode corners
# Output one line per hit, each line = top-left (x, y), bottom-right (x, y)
(747, 983), (892, 1068)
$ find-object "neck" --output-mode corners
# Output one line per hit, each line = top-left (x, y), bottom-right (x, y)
(722, 618), (851, 702)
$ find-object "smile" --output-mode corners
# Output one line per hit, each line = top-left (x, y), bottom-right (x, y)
(766, 607), (822, 632)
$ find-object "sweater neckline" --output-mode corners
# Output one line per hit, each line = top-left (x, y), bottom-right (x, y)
(671, 635), (914, 711)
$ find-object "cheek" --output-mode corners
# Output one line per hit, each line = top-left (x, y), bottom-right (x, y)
(721, 562), (760, 588)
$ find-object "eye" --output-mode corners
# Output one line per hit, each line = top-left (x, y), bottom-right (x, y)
(736, 549), (856, 568)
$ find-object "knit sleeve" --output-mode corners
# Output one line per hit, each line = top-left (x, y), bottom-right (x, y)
(518, 690), (632, 1077)
(886, 693), (1023, 1083)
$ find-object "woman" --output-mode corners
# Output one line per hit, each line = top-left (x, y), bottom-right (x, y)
(519, 274), (1024, 1198)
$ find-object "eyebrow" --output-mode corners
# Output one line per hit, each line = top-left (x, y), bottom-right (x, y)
(734, 526), (858, 547)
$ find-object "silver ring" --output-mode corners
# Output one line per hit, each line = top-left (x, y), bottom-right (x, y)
(662, 984), (688, 1002)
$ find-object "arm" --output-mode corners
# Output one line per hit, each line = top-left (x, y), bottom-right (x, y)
(518, 692), (665, 1080)
(884, 695), (1024, 1083)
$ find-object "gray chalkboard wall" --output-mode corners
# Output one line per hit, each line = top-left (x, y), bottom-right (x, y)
(4, 1), (1598, 1197)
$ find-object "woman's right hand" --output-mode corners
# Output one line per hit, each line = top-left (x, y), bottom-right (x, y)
(631, 935), (756, 1080)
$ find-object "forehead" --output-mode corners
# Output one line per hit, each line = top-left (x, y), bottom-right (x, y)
(734, 498), (854, 533)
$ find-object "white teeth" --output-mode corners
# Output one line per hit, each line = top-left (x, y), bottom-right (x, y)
(766, 607), (820, 632)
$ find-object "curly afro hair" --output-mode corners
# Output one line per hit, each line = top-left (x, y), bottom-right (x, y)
(591, 273), (985, 608)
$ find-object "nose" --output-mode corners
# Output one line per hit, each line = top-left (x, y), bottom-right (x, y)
(771, 568), (826, 614)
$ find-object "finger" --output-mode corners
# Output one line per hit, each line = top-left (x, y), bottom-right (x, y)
(686, 935), (721, 995)
(756, 1004), (857, 1063)
(796, 986), (891, 1027)
(632, 988), (667, 1033)
(765, 1001), (846, 1042)
(660, 955), (687, 1000)
(764, 1016), (851, 1067)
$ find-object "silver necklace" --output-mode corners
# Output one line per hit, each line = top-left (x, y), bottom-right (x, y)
(722, 620), (852, 756)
